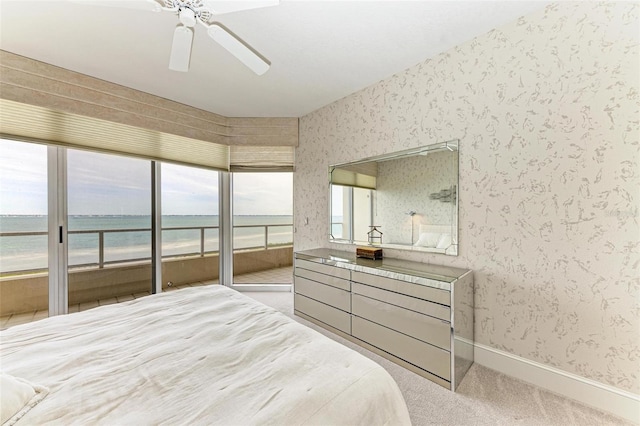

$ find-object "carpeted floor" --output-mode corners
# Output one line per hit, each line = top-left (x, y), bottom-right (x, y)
(243, 291), (631, 426)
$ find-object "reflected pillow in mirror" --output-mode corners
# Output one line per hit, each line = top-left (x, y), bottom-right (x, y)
(436, 234), (452, 249)
(414, 232), (441, 248)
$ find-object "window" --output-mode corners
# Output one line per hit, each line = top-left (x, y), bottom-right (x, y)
(0, 140), (293, 329)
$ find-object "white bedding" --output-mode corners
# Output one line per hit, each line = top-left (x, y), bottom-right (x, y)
(0, 286), (410, 425)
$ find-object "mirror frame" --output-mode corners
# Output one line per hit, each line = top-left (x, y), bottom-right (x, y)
(329, 139), (459, 255)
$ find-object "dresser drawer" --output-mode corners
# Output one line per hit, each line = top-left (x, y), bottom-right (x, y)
(294, 294), (351, 334)
(295, 258), (351, 280)
(294, 267), (350, 291)
(352, 282), (449, 321)
(351, 271), (450, 306)
(352, 294), (450, 351)
(294, 276), (350, 312)
(352, 316), (450, 381)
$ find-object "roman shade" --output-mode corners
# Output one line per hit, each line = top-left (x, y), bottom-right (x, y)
(0, 99), (230, 171)
(230, 145), (295, 172)
(330, 161), (377, 189)
(1, 50), (299, 148)
(1, 50), (300, 171)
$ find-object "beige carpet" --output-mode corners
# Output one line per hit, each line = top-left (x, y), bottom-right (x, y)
(243, 291), (631, 426)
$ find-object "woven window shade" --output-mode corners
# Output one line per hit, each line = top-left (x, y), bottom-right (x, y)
(330, 162), (377, 189)
(229, 145), (295, 172)
(0, 99), (229, 171)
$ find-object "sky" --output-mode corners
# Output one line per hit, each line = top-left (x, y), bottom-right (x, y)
(0, 140), (48, 215)
(0, 139), (293, 216)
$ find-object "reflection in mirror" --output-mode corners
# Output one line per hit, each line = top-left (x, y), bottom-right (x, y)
(329, 140), (458, 256)
(330, 185), (373, 242)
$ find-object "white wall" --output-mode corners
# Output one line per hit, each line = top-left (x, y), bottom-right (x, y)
(294, 1), (639, 395)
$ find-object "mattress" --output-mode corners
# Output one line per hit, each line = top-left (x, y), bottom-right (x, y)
(0, 285), (410, 425)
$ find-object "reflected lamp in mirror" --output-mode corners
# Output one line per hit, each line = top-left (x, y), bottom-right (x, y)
(329, 139), (459, 256)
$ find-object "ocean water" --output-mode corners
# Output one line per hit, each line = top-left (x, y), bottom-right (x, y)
(0, 215), (293, 274)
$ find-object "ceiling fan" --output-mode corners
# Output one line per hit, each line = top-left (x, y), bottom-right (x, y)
(73, 0), (278, 75)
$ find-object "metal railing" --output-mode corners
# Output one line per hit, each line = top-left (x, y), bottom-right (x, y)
(233, 224), (293, 251)
(159, 226), (220, 260)
(70, 227), (153, 268)
(330, 222), (344, 239)
(0, 223), (293, 273)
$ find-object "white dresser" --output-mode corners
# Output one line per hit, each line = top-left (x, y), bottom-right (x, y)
(294, 248), (474, 390)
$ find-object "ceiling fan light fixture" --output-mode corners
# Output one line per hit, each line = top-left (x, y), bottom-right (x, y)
(179, 7), (197, 27)
(207, 25), (270, 75)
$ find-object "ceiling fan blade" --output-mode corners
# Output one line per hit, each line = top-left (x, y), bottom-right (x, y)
(69, 0), (162, 12)
(207, 24), (270, 75)
(169, 26), (194, 72)
(203, 0), (279, 15)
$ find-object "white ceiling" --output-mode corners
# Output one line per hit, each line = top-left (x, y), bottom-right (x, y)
(0, 0), (548, 118)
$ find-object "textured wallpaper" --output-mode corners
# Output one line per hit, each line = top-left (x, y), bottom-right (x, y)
(294, 2), (639, 393)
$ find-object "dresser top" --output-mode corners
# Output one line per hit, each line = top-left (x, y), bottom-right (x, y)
(295, 248), (470, 288)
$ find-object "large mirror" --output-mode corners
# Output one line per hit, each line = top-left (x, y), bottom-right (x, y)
(329, 139), (458, 255)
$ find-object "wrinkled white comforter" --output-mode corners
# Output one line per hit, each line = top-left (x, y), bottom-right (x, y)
(1, 286), (410, 425)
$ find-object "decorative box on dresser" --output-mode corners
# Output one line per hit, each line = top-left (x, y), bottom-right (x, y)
(294, 248), (474, 391)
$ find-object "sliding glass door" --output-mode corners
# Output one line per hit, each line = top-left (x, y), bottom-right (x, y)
(161, 163), (219, 288)
(0, 139), (49, 328)
(232, 172), (293, 285)
(66, 149), (152, 313)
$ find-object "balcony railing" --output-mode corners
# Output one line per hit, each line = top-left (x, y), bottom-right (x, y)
(330, 222), (344, 239)
(0, 223), (293, 274)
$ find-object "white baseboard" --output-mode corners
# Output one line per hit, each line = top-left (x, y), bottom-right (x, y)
(474, 343), (640, 424)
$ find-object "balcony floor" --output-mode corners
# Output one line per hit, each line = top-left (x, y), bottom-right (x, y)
(0, 266), (292, 330)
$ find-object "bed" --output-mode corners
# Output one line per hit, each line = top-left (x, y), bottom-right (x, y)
(0, 285), (411, 425)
